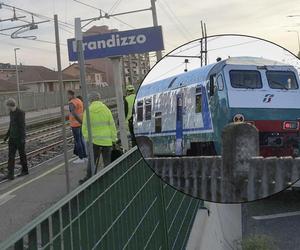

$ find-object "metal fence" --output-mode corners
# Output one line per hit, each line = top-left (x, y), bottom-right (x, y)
(0, 147), (202, 250)
(0, 87), (117, 116)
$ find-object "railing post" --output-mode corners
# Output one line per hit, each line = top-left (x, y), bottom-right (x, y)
(157, 179), (170, 249)
(221, 122), (259, 202)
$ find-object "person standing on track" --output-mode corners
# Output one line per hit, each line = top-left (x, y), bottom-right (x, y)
(80, 92), (117, 184)
(124, 84), (136, 146)
(3, 98), (28, 180)
(67, 90), (87, 164)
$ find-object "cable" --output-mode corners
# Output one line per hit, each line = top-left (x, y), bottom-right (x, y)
(108, 0), (122, 14)
(160, 0), (193, 40)
(147, 62), (184, 82)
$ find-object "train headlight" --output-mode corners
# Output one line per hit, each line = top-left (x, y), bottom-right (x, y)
(283, 121), (299, 130)
(233, 114), (245, 123)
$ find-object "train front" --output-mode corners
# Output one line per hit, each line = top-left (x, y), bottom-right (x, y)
(222, 58), (300, 157)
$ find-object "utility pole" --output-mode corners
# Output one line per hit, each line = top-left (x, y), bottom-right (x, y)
(150, 0), (162, 61)
(54, 14), (70, 193)
(75, 17), (96, 176)
(14, 48), (21, 107)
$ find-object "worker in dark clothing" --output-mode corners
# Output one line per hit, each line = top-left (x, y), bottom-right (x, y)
(3, 98), (28, 180)
(124, 85), (136, 147)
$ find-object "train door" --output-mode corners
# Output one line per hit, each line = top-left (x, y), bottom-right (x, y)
(175, 92), (183, 155)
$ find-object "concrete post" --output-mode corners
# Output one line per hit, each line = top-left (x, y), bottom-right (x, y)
(221, 122), (259, 202)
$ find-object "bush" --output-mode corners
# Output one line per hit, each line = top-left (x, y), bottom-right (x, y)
(237, 234), (278, 250)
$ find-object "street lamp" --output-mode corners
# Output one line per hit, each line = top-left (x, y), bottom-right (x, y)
(14, 48), (21, 107)
(287, 30), (300, 57)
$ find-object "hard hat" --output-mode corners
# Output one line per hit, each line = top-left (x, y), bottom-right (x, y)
(126, 85), (135, 92)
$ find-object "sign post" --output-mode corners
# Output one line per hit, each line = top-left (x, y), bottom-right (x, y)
(111, 57), (128, 150)
(75, 17), (96, 176)
(54, 14), (70, 193)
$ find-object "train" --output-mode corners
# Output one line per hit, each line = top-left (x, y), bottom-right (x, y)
(133, 56), (300, 157)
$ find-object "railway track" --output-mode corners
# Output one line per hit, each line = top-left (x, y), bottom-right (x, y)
(0, 136), (73, 174)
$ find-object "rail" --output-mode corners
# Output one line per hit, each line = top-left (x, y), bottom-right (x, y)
(0, 147), (202, 249)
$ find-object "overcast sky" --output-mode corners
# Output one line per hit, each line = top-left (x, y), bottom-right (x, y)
(1, 0), (300, 70)
(144, 35), (300, 83)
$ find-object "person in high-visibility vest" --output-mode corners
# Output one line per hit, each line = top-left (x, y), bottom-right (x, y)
(80, 91), (117, 184)
(124, 84), (136, 146)
(67, 90), (87, 163)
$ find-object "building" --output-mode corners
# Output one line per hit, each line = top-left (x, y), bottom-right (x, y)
(63, 63), (108, 87)
(82, 25), (151, 88)
(8, 65), (79, 93)
(0, 63), (16, 81)
(0, 78), (27, 92)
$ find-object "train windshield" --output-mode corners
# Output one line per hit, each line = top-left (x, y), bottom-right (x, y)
(229, 70), (262, 89)
(266, 71), (298, 90)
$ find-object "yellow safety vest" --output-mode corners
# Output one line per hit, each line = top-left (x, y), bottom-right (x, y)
(125, 94), (136, 122)
(82, 101), (117, 146)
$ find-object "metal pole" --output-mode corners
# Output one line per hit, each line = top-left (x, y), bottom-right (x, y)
(75, 17), (96, 176)
(111, 57), (129, 151)
(14, 48), (21, 107)
(54, 14), (70, 193)
(150, 0), (162, 61)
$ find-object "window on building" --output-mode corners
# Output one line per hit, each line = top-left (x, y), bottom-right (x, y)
(145, 98), (152, 120)
(137, 100), (143, 122)
(195, 86), (202, 113)
(155, 112), (162, 133)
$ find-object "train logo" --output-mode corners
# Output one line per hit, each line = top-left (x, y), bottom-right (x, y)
(263, 94), (274, 103)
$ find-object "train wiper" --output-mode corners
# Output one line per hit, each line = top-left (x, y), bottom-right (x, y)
(270, 80), (289, 90)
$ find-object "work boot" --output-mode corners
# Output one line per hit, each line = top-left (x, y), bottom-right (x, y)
(79, 176), (90, 185)
(5, 174), (14, 180)
(18, 171), (29, 177)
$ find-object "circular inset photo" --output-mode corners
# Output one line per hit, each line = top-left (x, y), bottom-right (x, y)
(133, 34), (300, 203)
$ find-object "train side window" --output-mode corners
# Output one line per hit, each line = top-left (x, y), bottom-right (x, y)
(217, 75), (224, 90)
(137, 100), (143, 122)
(145, 98), (152, 120)
(195, 87), (202, 113)
(209, 74), (216, 96)
(155, 112), (162, 133)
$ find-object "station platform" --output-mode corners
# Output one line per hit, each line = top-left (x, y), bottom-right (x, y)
(0, 153), (86, 242)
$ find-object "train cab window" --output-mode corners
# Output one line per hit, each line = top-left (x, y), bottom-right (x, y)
(195, 86), (202, 113)
(155, 112), (162, 133)
(137, 100), (143, 122)
(217, 75), (224, 91)
(145, 98), (152, 120)
(266, 71), (298, 90)
(230, 70), (262, 89)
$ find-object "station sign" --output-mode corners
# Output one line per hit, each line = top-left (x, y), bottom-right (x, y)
(67, 26), (164, 61)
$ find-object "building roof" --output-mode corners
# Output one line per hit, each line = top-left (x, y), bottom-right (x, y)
(8, 65), (78, 84)
(63, 63), (105, 75)
(0, 79), (27, 92)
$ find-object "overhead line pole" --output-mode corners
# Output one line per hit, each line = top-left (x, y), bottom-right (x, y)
(150, 0), (162, 61)
(54, 14), (70, 193)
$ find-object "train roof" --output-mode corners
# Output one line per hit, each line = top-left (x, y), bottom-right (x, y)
(137, 56), (291, 98)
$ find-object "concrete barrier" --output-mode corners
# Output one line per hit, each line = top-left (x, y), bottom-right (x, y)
(146, 123), (300, 203)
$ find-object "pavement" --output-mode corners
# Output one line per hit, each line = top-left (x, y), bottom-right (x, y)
(187, 202), (242, 250)
(242, 190), (300, 250)
(0, 152), (87, 242)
